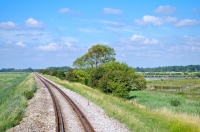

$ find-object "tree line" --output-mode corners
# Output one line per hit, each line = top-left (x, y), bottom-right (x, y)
(40, 44), (146, 98)
(135, 65), (200, 72)
(45, 66), (70, 71)
(0, 68), (38, 72)
(39, 69), (66, 79)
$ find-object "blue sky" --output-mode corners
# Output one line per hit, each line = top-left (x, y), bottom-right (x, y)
(0, 0), (200, 69)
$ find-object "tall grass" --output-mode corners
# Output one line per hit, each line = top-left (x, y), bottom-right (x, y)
(129, 90), (200, 115)
(43, 74), (200, 132)
(0, 73), (37, 131)
(147, 78), (200, 101)
(147, 79), (200, 89)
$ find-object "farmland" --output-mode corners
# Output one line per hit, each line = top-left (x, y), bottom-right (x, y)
(0, 72), (36, 131)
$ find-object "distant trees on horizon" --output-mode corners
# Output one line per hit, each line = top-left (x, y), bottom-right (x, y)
(1, 65), (200, 73)
(135, 65), (200, 72)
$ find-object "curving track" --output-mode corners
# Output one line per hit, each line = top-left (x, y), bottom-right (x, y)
(35, 73), (95, 132)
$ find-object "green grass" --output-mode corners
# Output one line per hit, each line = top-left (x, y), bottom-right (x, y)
(0, 73), (37, 131)
(173, 89), (200, 101)
(146, 78), (200, 102)
(43, 74), (200, 132)
(129, 90), (200, 115)
(147, 79), (200, 89)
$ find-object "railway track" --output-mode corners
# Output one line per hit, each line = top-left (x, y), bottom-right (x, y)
(35, 73), (95, 132)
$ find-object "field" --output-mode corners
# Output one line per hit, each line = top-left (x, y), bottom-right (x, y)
(129, 90), (200, 115)
(43, 74), (200, 132)
(146, 78), (200, 101)
(147, 78), (200, 89)
(0, 72), (37, 131)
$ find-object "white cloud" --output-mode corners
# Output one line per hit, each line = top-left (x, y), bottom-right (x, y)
(154, 5), (177, 14)
(131, 34), (159, 44)
(64, 42), (80, 51)
(100, 20), (125, 28)
(99, 20), (134, 33)
(25, 18), (44, 28)
(175, 19), (199, 27)
(103, 8), (122, 14)
(15, 33), (44, 36)
(0, 29), (48, 45)
(16, 41), (25, 47)
(135, 15), (177, 26)
(131, 34), (146, 41)
(143, 38), (158, 44)
(65, 42), (72, 47)
(183, 36), (200, 45)
(121, 34), (159, 45)
(0, 21), (16, 30)
(59, 8), (70, 13)
(36, 43), (58, 51)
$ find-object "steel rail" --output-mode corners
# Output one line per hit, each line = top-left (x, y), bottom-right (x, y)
(38, 74), (95, 132)
(35, 74), (65, 132)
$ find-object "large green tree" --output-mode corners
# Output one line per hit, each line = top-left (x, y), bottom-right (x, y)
(66, 44), (147, 98)
(73, 44), (115, 68)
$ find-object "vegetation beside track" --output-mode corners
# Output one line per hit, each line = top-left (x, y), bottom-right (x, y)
(0, 73), (37, 131)
(43, 74), (200, 132)
(40, 44), (146, 99)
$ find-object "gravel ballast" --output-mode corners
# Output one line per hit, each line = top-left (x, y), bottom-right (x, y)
(7, 74), (131, 132)
(44, 75), (131, 132)
(7, 74), (56, 132)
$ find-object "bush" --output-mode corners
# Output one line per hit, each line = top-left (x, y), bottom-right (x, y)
(65, 68), (77, 82)
(23, 90), (34, 99)
(23, 84), (37, 100)
(89, 62), (146, 98)
(73, 69), (90, 85)
(170, 98), (181, 106)
(89, 66), (106, 88)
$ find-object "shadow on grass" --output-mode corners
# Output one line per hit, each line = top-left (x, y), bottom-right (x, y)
(128, 95), (137, 100)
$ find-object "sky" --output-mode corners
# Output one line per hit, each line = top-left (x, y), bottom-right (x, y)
(0, 0), (200, 69)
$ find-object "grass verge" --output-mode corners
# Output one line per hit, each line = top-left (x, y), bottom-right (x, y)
(0, 73), (37, 131)
(43, 74), (200, 132)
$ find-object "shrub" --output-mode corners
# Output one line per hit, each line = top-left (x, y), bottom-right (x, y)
(73, 69), (90, 85)
(170, 98), (181, 106)
(65, 68), (78, 82)
(23, 84), (37, 100)
(89, 66), (106, 88)
(23, 90), (34, 99)
(89, 62), (146, 98)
